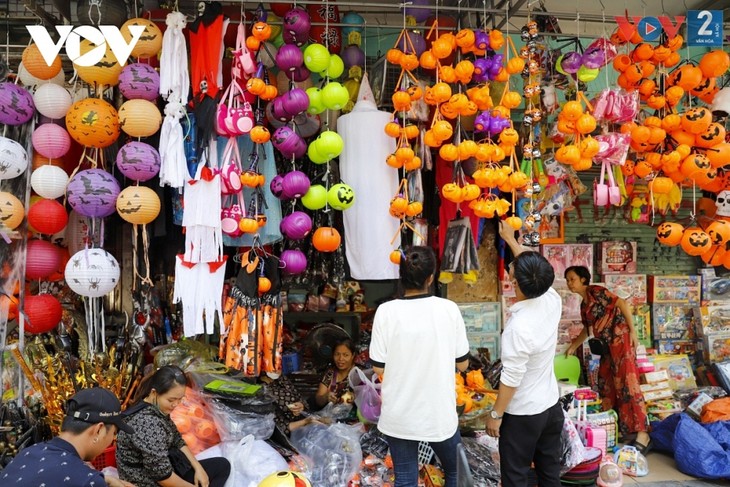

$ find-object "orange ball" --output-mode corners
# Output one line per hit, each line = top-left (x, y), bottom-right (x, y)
(187, 404), (205, 419)
(174, 414), (192, 434)
(195, 419), (218, 439)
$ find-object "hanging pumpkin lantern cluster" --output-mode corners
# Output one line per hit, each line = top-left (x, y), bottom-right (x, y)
(554, 94), (599, 172)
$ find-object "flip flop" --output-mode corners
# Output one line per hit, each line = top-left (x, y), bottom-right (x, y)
(633, 439), (653, 455)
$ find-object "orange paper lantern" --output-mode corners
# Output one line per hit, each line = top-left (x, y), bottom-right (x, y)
(66, 98), (120, 148)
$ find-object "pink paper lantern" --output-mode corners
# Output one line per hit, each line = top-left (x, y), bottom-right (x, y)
(32, 123), (71, 159)
(26, 239), (61, 280)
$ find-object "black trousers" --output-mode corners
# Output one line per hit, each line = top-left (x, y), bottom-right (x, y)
(499, 402), (563, 487)
(182, 457), (231, 487)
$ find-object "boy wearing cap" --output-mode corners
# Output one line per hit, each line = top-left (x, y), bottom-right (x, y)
(0, 387), (136, 487)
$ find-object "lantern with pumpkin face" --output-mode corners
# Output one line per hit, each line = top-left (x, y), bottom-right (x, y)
(695, 122), (726, 149)
(680, 227), (712, 256)
(327, 183), (355, 210)
(122, 18), (163, 59)
(656, 221), (684, 246)
(0, 191), (24, 230)
(680, 107), (712, 135)
(707, 220), (730, 246)
(116, 186), (161, 225)
(66, 98), (120, 149)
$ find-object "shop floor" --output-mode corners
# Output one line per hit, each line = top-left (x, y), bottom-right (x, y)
(625, 451), (730, 485)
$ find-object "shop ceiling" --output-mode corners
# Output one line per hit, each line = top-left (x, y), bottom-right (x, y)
(0, 0), (727, 57)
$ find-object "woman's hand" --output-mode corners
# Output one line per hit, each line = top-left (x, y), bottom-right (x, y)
(327, 392), (338, 404)
(193, 464), (209, 487)
(565, 343), (578, 357)
(630, 329), (639, 349)
(287, 401), (305, 416)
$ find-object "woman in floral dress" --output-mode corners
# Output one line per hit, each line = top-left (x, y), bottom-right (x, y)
(564, 266), (651, 453)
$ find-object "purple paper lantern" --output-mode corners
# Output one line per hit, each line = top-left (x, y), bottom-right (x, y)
(398, 31), (426, 57)
(284, 7), (311, 36)
(272, 126), (307, 159)
(270, 174), (285, 198)
(581, 47), (606, 69)
(402, 0), (432, 23)
(342, 45), (365, 69)
(280, 249), (307, 275)
(281, 170), (311, 199)
(119, 63), (160, 101)
(66, 169), (121, 218)
(281, 88), (310, 117)
(561, 51), (583, 74)
(276, 44), (304, 72)
(116, 141), (161, 182)
(291, 66), (310, 83)
(271, 98), (295, 123)
(0, 82), (35, 126)
(280, 211), (312, 240)
(283, 29), (309, 47)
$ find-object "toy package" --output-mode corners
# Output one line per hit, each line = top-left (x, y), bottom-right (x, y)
(695, 303), (730, 337)
(604, 274), (647, 306)
(599, 241), (637, 274)
(651, 354), (697, 391)
(702, 276), (730, 303)
(704, 333), (730, 363)
(542, 244), (594, 286)
(649, 276), (701, 305)
(652, 304), (696, 340)
(632, 305), (652, 349)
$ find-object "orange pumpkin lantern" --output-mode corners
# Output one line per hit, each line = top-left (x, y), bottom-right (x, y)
(707, 220), (730, 246)
(670, 65), (703, 91)
(0, 191), (24, 230)
(66, 98), (120, 148)
(122, 18), (163, 59)
(680, 107), (712, 135)
(706, 143), (730, 168)
(699, 50), (730, 78)
(680, 227), (712, 256)
(696, 122), (726, 149)
(250, 126), (271, 144)
(649, 176), (673, 194)
(656, 222), (684, 246)
(680, 153), (712, 177)
(312, 227), (341, 252)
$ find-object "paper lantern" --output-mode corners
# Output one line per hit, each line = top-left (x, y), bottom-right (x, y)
(22, 43), (62, 80)
(281, 171), (311, 199)
(66, 98), (120, 148)
(342, 12), (365, 37)
(403, 0), (432, 22)
(269, 174), (285, 198)
(116, 141), (161, 182)
(118, 99), (162, 137)
(28, 199), (68, 235)
(73, 40), (122, 87)
(0, 136), (28, 180)
(0, 82), (35, 126)
(119, 63), (160, 100)
(116, 186), (161, 224)
(280, 211), (312, 240)
(66, 169), (120, 218)
(303, 44), (331, 73)
(122, 18), (163, 58)
(26, 239), (61, 279)
(77, 0), (127, 26)
(32, 124), (71, 160)
(276, 44), (303, 72)
(24, 294), (62, 334)
(0, 192), (24, 230)
(280, 249), (308, 275)
(33, 83), (72, 119)
(17, 62), (65, 88)
(64, 248), (120, 297)
(31, 165), (69, 199)
(342, 46), (365, 69)
(301, 184), (327, 210)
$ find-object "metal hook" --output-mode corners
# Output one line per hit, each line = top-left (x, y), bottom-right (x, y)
(598, 0), (606, 12)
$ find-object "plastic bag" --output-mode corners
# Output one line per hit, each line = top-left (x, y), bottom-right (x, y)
(170, 387), (221, 455)
(317, 401), (354, 421)
(359, 428), (390, 459)
(218, 435), (288, 487)
(290, 422), (364, 487)
(208, 396), (275, 441)
(560, 413), (587, 474)
(348, 367), (382, 422)
(702, 398), (730, 423)
(461, 436), (500, 486)
(154, 341), (219, 371)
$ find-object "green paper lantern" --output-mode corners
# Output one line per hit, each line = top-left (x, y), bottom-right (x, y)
(306, 87), (326, 115)
(327, 183), (355, 210)
(304, 44), (331, 73)
(315, 130), (344, 159)
(302, 184), (327, 210)
(307, 141), (329, 164)
(321, 54), (344, 79)
(577, 65), (599, 82)
(555, 54), (566, 76)
(321, 82), (350, 111)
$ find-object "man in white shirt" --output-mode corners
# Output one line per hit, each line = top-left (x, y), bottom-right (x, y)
(486, 222), (563, 487)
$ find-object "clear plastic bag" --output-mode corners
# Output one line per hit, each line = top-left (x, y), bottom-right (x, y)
(560, 412), (587, 475)
(208, 396), (275, 441)
(461, 436), (500, 486)
(290, 422), (364, 487)
(348, 367), (382, 422)
(220, 435), (289, 487)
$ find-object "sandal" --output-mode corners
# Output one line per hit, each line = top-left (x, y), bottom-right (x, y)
(633, 439), (653, 455)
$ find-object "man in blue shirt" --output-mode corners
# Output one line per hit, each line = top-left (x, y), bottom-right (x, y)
(1, 387), (136, 487)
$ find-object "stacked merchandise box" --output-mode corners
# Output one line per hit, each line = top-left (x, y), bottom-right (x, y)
(698, 267), (730, 303)
(650, 354), (698, 391)
(541, 243), (594, 287)
(604, 274), (651, 349)
(458, 302), (501, 362)
(695, 303), (730, 364)
(650, 276), (701, 362)
(599, 241), (638, 275)
(639, 368), (683, 422)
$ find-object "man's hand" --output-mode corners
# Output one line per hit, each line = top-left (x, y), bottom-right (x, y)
(486, 416), (501, 438)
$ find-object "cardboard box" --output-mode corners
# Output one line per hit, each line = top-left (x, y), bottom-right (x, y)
(703, 333), (730, 363)
(541, 244), (594, 284)
(640, 381), (672, 392)
(695, 304), (730, 337)
(654, 339), (698, 356)
(604, 274), (647, 306)
(651, 354), (697, 391)
(686, 392), (714, 419)
(599, 241), (637, 274)
(633, 304), (652, 348)
(649, 275), (701, 305)
(652, 304), (696, 340)
(642, 369), (669, 384)
(643, 388), (674, 401)
(702, 276), (730, 302)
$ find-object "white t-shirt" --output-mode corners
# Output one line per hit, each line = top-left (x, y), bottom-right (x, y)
(501, 287), (561, 415)
(369, 296), (470, 441)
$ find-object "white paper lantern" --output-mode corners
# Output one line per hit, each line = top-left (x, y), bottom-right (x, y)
(64, 248), (120, 298)
(31, 164), (69, 199)
(33, 83), (72, 119)
(17, 62), (65, 88)
(0, 136), (28, 180)
(64, 210), (96, 255)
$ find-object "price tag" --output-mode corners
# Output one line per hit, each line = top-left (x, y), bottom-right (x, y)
(687, 10), (723, 47)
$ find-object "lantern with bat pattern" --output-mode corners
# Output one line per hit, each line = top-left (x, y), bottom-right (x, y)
(66, 98), (120, 149)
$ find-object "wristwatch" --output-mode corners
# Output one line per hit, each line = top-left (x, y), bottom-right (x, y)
(489, 410), (503, 420)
